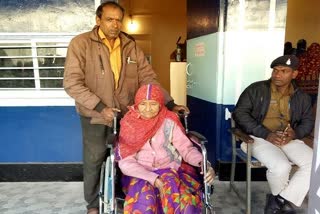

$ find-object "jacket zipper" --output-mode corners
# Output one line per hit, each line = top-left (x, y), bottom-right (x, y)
(116, 41), (136, 96)
(98, 54), (105, 75)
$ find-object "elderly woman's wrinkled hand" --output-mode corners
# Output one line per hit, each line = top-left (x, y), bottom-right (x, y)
(200, 161), (215, 185)
(205, 166), (215, 185)
(154, 177), (165, 198)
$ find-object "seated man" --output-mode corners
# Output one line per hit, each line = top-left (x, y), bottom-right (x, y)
(233, 55), (314, 214)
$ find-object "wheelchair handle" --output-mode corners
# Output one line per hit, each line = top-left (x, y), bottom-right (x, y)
(184, 114), (189, 133)
(188, 131), (207, 145)
(178, 110), (189, 133)
(202, 145), (213, 209)
(113, 112), (118, 135)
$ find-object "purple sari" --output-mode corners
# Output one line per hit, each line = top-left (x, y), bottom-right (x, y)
(121, 167), (203, 214)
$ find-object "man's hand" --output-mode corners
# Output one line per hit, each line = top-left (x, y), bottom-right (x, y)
(154, 177), (165, 198)
(266, 124), (296, 146)
(101, 107), (121, 122)
(281, 124), (295, 145)
(172, 105), (190, 115)
(266, 132), (283, 146)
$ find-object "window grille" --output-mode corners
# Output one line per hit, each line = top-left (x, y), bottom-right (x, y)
(0, 33), (75, 106)
(0, 35), (74, 89)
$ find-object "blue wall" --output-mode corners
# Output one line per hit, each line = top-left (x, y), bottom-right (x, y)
(0, 107), (82, 162)
(186, 0), (222, 164)
(186, 0), (287, 165)
(187, 96), (235, 164)
(0, 103), (234, 163)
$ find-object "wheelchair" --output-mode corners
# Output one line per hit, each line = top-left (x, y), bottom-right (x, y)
(99, 113), (215, 214)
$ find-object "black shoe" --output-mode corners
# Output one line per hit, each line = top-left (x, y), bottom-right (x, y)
(275, 195), (296, 214)
(264, 194), (281, 214)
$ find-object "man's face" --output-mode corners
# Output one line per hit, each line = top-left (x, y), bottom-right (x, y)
(138, 100), (160, 120)
(271, 65), (298, 87)
(96, 6), (123, 40)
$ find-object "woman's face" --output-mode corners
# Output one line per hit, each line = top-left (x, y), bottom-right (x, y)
(137, 99), (160, 119)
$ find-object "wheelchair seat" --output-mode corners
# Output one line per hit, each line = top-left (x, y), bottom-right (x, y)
(99, 114), (215, 214)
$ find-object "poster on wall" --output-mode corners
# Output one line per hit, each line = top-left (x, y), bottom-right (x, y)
(0, 0), (95, 33)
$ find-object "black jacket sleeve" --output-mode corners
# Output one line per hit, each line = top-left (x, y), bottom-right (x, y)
(233, 83), (271, 139)
(291, 92), (314, 139)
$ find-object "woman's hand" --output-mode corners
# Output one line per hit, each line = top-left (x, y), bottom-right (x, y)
(200, 161), (215, 185)
(154, 177), (165, 198)
(204, 166), (215, 185)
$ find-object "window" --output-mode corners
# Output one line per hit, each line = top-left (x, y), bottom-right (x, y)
(0, 33), (75, 106)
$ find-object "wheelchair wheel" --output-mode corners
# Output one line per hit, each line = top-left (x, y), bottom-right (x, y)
(99, 155), (116, 214)
(203, 207), (215, 214)
(99, 161), (106, 214)
(202, 186), (215, 214)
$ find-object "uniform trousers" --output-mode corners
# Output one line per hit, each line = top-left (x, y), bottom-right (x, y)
(250, 136), (313, 206)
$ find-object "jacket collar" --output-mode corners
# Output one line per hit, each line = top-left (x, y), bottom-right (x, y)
(90, 25), (134, 48)
(266, 79), (300, 94)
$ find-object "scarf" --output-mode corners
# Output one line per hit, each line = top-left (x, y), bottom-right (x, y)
(118, 84), (184, 159)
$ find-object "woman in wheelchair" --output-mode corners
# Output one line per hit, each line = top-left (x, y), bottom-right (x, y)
(117, 84), (215, 214)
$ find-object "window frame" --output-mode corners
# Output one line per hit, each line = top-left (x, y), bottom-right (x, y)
(0, 33), (76, 106)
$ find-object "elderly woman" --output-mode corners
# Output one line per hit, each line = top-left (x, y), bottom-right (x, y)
(117, 84), (215, 214)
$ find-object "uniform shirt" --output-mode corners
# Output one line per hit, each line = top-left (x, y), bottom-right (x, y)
(262, 83), (294, 131)
(98, 28), (121, 88)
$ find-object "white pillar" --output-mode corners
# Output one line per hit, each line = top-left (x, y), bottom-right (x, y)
(308, 82), (320, 213)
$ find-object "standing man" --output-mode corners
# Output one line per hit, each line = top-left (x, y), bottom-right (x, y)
(233, 55), (314, 214)
(63, 2), (188, 214)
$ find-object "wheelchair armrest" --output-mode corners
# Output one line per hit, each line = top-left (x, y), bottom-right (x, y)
(187, 131), (208, 145)
(230, 128), (254, 144)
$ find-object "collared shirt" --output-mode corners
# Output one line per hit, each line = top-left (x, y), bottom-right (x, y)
(98, 28), (121, 88)
(262, 82), (294, 131)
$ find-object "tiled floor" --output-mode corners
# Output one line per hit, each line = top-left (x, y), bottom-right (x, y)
(0, 181), (308, 214)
